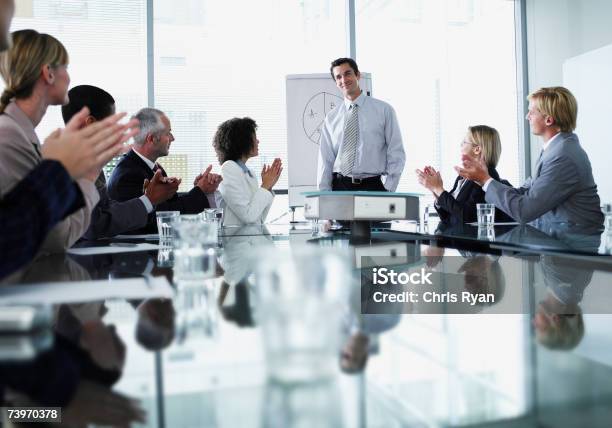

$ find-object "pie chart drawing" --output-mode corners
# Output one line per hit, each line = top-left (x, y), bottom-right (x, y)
(303, 92), (343, 145)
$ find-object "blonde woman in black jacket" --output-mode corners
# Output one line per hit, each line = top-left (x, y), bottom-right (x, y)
(416, 125), (513, 225)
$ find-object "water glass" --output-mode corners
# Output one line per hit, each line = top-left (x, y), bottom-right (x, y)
(204, 208), (224, 224)
(422, 203), (440, 232)
(156, 211), (180, 242)
(255, 246), (350, 383)
(603, 203), (612, 230)
(172, 216), (218, 283)
(310, 218), (320, 235)
(477, 203), (495, 226)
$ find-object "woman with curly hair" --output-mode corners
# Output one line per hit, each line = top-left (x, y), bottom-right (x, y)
(213, 117), (282, 226)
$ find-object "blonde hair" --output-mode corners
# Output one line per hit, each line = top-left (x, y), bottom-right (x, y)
(0, 29), (69, 113)
(468, 125), (502, 168)
(528, 86), (577, 132)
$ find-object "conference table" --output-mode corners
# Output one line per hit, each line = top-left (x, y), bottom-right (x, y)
(1, 219), (612, 427)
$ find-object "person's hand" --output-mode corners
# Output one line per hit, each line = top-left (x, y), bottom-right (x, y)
(195, 164), (222, 193)
(454, 154), (491, 186)
(193, 171), (204, 187)
(79, 320), (126, 372)
(143, 169), (179, 204)
(423, 245), (445, 268)
(62, 380), (146, 427)
(415, 166), (444, 196)
(261, 158), (282, 191)
(42, 107), (139, 180)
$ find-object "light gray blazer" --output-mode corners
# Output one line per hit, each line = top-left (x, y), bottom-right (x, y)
(82, 172), (148, 240)
(0, 102), (99, 253)
(486, 132), (604, 226)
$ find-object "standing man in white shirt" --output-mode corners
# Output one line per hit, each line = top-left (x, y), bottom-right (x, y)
(318, 58), (406, 192)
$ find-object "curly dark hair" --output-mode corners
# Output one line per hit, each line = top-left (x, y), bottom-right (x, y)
(213, 117), (258, 163)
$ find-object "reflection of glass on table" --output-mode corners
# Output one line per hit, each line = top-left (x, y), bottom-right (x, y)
(255, 247), (350, 383)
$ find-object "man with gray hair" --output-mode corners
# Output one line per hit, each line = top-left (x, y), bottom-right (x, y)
(107, 107), (221, 233)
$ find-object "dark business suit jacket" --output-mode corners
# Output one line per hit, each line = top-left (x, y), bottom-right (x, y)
(82, 171), (148, 240)
(436, 167), (514, 226)
(0, 160), (84, 280)
(107, 149), (209, 233)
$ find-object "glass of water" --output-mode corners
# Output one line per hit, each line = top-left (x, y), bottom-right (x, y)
(172, 215), (218, 284)
(477, 203), (495, 226)
(603, 203), (612, 230)
(422, 203), (440, 232)
(203, 208), (224, 238)
(156, 211), (180, 242)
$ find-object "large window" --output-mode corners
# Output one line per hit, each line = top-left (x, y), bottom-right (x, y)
(153, 0), (346, 191)
(9, 0), (148, 154)
(5, 0), (521, 200)
(356, 0), (520, 193)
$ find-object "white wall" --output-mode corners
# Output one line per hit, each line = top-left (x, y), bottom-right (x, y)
(525, 0), (612, 200)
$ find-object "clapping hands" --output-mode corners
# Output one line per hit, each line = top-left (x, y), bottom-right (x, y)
(143, 169), (180, 205)
(42, 108), (139, 181)
(454, 155), (490, 186)
(415, 165), (444, 196)
(261, 158), (282, 191)
(194, 164), (222, 193)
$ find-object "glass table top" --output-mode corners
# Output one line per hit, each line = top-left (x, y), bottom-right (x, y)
(1, 229), (612, 427)
(387, 219), (612, 257)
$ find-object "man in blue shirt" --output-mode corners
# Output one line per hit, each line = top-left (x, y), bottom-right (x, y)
(318, 57), (406, 192)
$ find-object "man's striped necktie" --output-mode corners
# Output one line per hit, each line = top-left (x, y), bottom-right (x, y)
(340, 104), (359, 177)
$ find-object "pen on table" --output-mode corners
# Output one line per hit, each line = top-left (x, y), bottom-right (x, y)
(109, 242), (139, 248)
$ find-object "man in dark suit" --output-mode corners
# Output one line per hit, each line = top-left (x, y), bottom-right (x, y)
(107, 108), (221, 233)
(457, 87), (603, 226)
(62, 86), (179, 239)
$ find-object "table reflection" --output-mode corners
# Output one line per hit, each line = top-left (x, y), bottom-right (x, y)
(1, 224), (612, 427)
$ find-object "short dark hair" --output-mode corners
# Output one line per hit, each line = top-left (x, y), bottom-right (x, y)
(330, 57), (359, 79)
(61, 84), (115, 124)
(213, 117), (257, 163)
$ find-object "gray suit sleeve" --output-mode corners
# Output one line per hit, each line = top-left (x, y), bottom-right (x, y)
(40, 179), (100, 252)
(317, 118), (336, 191)
(83, 174), (148, 240)
(485, 155), (580, 223)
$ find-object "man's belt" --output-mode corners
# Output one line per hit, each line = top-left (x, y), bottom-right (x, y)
(333, 173), (381, 185)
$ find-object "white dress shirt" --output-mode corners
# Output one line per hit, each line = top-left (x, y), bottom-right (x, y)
(317, 91), (406, 191)
(219, 160), (274, 226)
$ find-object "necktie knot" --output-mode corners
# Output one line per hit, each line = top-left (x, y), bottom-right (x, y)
(153, 163), (167, 177)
